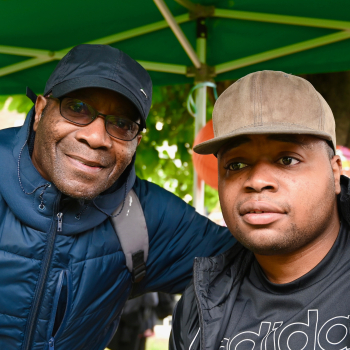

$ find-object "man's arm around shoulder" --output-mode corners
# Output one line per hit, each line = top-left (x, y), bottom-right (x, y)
(131, 178), (236, 295)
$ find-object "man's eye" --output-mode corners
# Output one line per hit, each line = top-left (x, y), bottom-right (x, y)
(109, 117), (132, 130)
(277, 157), (299, 166)
(225, 162), (247, 171)
(116, 119), (130, 130)
(69, 102), (89, 114)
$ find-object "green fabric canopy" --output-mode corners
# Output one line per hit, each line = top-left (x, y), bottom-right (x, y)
(1, 0), (350, 95)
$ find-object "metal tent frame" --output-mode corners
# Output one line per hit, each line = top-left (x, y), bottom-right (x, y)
(1, 0), (350, 213)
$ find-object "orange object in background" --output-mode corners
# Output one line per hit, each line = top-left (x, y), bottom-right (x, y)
(192, 120), (218, 190)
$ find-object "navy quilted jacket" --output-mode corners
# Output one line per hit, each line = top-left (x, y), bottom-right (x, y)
(0, 108), (236, 350)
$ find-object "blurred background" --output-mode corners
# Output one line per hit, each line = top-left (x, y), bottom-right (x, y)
(2, 0), (350, 348)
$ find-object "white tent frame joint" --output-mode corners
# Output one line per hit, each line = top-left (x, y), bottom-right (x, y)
(186, 63), (216, 83)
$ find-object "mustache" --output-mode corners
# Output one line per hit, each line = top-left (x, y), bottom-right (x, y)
(60, 142), (114, 167)
(236, 195), (291, 215)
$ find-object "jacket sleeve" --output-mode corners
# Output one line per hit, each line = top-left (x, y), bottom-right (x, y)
(170, 281), (200, 350)
(131, 178), (236, 295)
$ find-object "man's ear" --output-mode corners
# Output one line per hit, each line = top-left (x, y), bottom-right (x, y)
(331, 155), (342, 194)
(33, 95), (47, 132)
(136, 134), (142, 146)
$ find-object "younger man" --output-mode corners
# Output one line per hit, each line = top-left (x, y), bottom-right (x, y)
(171, 70), (349, 350)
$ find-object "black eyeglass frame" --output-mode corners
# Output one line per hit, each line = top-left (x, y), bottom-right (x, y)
(48, 96), (142, 141)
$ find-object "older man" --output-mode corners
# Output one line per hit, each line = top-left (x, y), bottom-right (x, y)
(170, 71), (350, 350)
(0, 44), (235, 350)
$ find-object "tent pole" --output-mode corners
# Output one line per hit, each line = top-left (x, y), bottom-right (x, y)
(137, 61), (187, 74)
(215, 30), (350, 74)
(153, 0), (201, 68)
(193, 20), (207, 215)
(193, 84), (206, 214)
(214, 8), (350, 31)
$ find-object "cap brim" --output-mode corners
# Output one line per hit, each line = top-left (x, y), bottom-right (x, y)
(194, 124), (335, 155)
(50, 76), (146, 128)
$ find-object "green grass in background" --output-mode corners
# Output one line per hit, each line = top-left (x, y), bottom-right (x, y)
(146, 337), (168, 350)
(105, 337), (168, 350)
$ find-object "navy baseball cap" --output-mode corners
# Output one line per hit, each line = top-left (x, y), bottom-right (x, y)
(29, 44), (152, 128)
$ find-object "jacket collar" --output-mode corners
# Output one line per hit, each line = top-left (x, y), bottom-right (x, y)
(193, 243), (253, 350)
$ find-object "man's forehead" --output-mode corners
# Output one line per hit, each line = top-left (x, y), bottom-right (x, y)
(219, 134), (320, 156)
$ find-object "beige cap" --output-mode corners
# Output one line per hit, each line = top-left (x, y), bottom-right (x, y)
(194, 70), (336, 155)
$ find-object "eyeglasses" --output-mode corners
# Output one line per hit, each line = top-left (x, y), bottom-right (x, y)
(50, 96), (142, 141)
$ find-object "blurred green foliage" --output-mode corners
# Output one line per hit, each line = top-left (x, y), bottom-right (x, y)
(1, 85), (219, 211)
(137, 84), (218, 211)
(0, 94), (34, 113)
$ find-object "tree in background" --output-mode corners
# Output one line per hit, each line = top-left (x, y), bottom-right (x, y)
(136, 84), (219, 212)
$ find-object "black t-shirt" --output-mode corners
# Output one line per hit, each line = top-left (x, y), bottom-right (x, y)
(221, 221), (350, 350)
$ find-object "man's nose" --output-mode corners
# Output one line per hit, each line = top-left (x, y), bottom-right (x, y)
(244, 161), (279, 193)
(75, 115), (113, 149)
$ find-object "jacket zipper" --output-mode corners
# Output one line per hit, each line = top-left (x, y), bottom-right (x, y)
(47, 269), (72, 350)
(48, 338), (55, 350)
(22, 201), (63, 350)
(193, 258), (205, 350)
(57, 213), (63, 232)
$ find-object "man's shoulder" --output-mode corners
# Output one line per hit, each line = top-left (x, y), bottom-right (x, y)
(132, 177), (190, 209)
(195, 241), (252, 275)
(0, 129), (11, 208)
(0, 127), (20, 180)
(133, 177), (173, 195)
(171, 245), (253, 350)
(0, 126), (19, 150)
(175, 243), (251, 302)
(131, 177), (203, 235)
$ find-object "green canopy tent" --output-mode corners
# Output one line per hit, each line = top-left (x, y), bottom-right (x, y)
(1, 0), (350, 212)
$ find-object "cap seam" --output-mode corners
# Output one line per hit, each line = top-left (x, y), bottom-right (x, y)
(305, 79), (325, 131)
(253, 73), (257, 126)
(315, 91), (325, 131)
(57, 50), (72, 86)
(258, 72), (263, 126)
(110, 50), (121, 81)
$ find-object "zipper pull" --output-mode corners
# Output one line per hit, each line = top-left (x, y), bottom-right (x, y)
(49, 337), (55, 350)
(57, 213), (63, 232)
